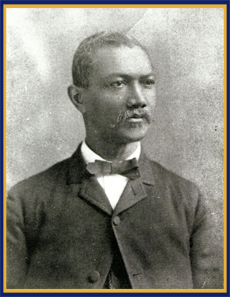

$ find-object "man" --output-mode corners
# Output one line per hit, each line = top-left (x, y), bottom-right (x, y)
(7, 32), (222, 289)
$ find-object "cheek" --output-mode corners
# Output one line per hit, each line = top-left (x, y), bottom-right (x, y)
(84, 94), (104, 115)
(85, 88), (126, 119)
(146, 89), (156, 107)
(99, 95), (124, 114)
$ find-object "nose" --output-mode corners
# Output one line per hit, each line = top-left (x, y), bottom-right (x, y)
(126, 82), (147, 109)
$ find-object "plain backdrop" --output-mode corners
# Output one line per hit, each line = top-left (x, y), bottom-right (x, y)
(6, 8), (224, 246)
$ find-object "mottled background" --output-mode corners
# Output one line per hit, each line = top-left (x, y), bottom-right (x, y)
(6, 8), (224, 242)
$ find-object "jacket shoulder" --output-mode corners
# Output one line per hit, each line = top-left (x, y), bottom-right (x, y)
(8, 157), (71, 199)
(145, 157), (203, 216)
(148, 158), (199, 192)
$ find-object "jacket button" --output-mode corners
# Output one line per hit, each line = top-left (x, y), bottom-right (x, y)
(89, 271), (100, 282)
(113, 216), (120, 226)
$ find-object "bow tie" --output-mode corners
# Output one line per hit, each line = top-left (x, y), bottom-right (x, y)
(86, 158), (140, 180)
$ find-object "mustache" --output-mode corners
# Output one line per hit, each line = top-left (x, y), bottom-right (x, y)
(116, 108), (152, 124)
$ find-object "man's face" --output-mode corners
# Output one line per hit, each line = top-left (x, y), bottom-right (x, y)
(81, 45), (156, 145)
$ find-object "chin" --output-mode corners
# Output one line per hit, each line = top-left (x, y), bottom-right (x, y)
(116, 125), (150, 143)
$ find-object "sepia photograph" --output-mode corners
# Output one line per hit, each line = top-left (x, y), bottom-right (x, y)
(5, 6), (225, 291)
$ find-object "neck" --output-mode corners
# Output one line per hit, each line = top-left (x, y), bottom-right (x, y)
(85, 137), (140, 161)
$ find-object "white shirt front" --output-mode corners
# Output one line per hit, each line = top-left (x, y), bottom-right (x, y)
(81, 141), (141, 209)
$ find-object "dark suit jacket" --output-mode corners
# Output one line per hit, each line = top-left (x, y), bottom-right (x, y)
(7, 145), (223, 289)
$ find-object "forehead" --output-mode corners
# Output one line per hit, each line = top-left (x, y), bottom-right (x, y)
(92, 45), (153, 78)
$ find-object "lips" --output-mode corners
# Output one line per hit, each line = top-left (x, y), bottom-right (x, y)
(127, 116), (145, 123)
(116, 109), (151, 125)
(127, 113), (144, 119)
(126, 118), (144, 123)
(126, 114), (144, 123)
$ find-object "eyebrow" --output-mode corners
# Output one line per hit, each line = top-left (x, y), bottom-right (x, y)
(105, 73), (155, 79)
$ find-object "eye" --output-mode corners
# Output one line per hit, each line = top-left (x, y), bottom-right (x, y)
(143, 79), (155, 87)
(110, 80), (127, 88)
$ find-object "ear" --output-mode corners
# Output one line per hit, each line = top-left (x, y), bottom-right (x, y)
(67, 84), (86, 114)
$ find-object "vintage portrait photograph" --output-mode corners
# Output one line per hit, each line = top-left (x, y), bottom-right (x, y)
(5, 5), (225, 292)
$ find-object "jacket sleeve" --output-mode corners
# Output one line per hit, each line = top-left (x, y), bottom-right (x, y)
(190, 190), (223, 289)
(7, 179), (45, 289)
(7, 190), (28, 289)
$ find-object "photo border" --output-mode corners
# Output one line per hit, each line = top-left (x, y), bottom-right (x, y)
(3, 4), (227, 293)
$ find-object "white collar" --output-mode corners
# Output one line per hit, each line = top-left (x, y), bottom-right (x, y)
(81, 140), (141, 164)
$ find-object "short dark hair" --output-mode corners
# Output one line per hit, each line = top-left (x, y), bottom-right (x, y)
(71, 31), (149, 88)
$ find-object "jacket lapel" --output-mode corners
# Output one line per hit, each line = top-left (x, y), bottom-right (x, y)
(114, 151), (155, 215)
(79, 178), (113, 215)
(66, 144), (113, 216)
(113, 178), (147, 216)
